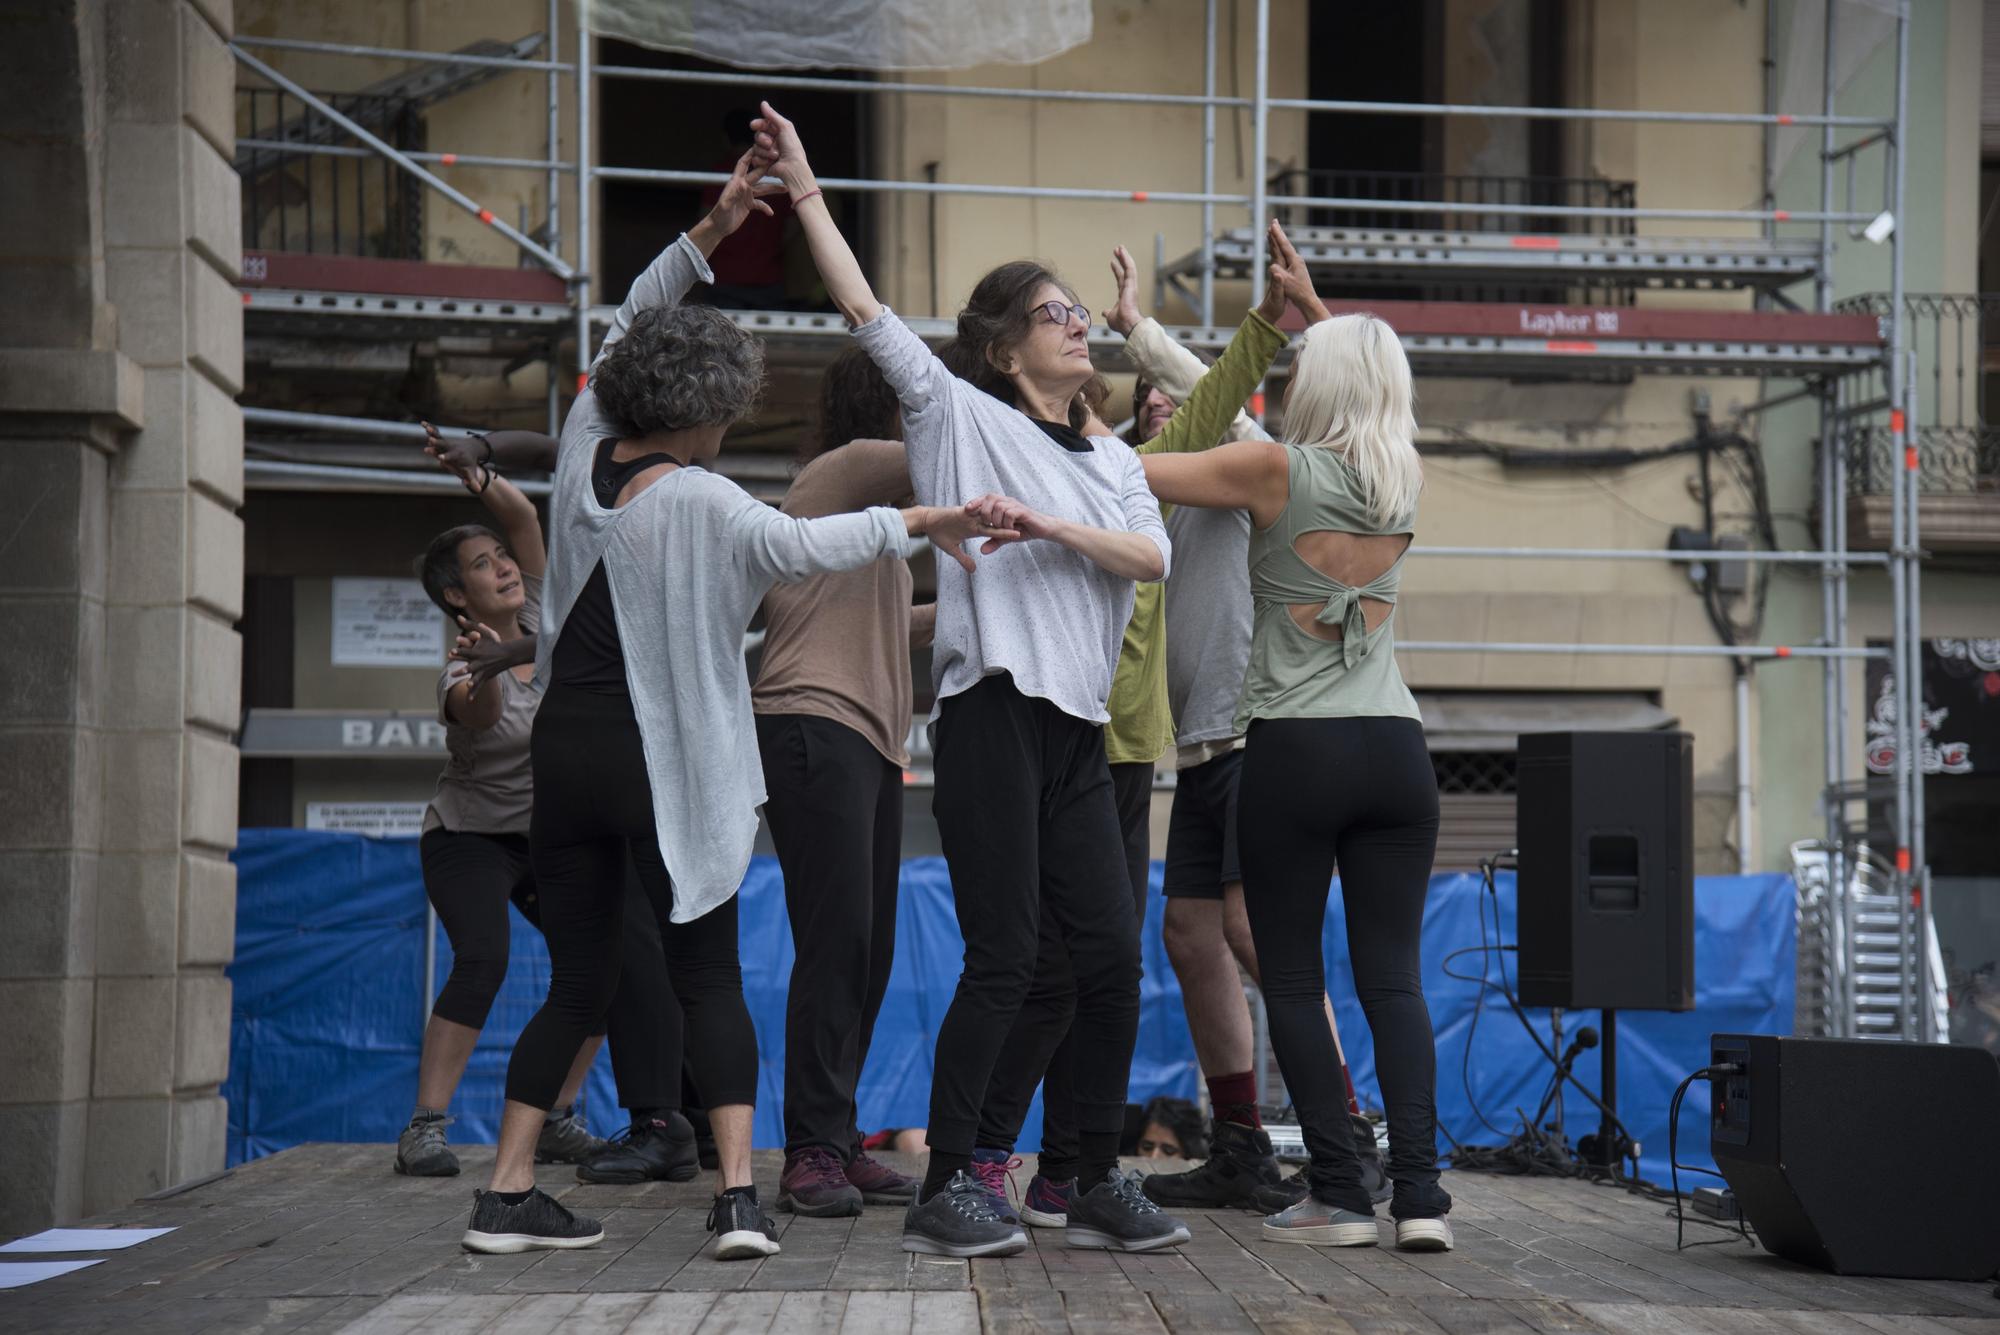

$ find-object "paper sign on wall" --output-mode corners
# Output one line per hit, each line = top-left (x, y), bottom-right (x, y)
(331, 578), (443, 667)
(305, 803), (429, 836)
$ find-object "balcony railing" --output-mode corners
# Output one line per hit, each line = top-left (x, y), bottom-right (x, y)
(237, 87), (426, 260)
(1834, 292), (2000, 433)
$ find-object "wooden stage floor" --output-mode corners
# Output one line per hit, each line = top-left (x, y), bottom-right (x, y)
(5, 1144), (1997, 1334)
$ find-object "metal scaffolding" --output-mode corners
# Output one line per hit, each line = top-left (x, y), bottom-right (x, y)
(228, 2), (1937, 1041)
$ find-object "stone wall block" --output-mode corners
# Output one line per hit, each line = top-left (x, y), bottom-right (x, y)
(184, 255), (243, 396)
(107, 488), (186, 608)
(183, 131), (241, 282)
(92, 976), (176, 1099)
(178, 852), (235, 967)
(96, 853), (180, 978)
(182, 728), (239, 852)
(184, 610), (240, 732)
(180, 5), (235, 159)
(104, 603), (186, 733)
(103, 122), (184, 250)
(0, 730), (81, 851)
(104, 246), (188, 370)
(0, 978), (94, 1104)
(83, 1096), (172, 1214)
(99, 730), (184, 854)
(105, 0), (184, 126)
(174, 972), (231, 1089)
(117, 369), (189, 492)
(186, 370), (243, 507)
(0, 598), (82, 725)
(186, 490), (244, 621)
(0, 852), (96, 980)
(0, 1101), (88, 1235)
(169, 1091), (227, 1186)
(0, 443), (84, 595)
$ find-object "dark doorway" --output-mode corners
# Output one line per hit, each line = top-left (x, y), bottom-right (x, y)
(594, 42), (872, 310)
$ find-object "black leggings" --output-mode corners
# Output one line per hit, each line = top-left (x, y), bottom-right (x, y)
(756, 712), (901, 1158)
(505, 681), (757, 1111)
(976, 759), (1151, 1178)
(1237, 715), (1448, 1219)
(926, 674), (1140, 1190)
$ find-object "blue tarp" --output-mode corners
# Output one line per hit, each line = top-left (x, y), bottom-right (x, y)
(226, 830), (1792, 1187)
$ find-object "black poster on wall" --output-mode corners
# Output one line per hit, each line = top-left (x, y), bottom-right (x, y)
(1864, 639), (2000, 777)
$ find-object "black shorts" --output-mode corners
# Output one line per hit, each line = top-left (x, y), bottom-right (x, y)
(1162, 748), (1243, 899)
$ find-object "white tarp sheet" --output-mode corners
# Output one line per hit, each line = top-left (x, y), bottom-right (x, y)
(587, 0), (1093, 71)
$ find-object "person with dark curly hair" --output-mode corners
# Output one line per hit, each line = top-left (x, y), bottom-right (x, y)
(460, 148), (1014, 1263)
(759, 101), (1188, 1262)
(751, 346), (930, 1218)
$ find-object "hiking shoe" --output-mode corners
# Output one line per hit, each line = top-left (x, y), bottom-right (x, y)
(969, 1148), (1022, 1225)
(1019, 1174), (1073, 1228)
(1261, 1195), (1378, 1247)
(707, 1188), (781, 1260)
(901, 1172), (1028, 1258)
(576, 1113), (699, 1184)
(1141, 1119), (1282, 1210)
(778, 1147), (863, 1218)
(534, 1106), (607, 1166)
(1066, 1169), (1190, 1252)
(844, 1149), (919, 1205)
(462, 1188), (603, 1254)
(395, 1114), (459, 1178)
(1396, 1217), (1454, 1252)
(1254, 1168), (1310, 1213)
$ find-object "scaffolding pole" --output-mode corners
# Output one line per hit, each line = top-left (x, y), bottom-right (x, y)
(575, 0), (593, 390)
(1200, 0), (1217, 328)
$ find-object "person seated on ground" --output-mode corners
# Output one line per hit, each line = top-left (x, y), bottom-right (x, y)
(1125, 1097), (1208, 1161)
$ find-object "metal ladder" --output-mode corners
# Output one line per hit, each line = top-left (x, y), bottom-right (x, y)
(1790, 839), (1948, 1041)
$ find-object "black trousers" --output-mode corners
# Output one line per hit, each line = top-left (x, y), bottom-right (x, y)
(1237, 715), (1449, 1219)
(506, 681), (757, 1111)
(927, 675), (1141, 1177)
(757, 712), (902, 1158)
(975, 760), (1151, 1179)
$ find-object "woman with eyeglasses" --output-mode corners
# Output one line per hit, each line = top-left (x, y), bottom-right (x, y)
(754, 102), (1187, 1261)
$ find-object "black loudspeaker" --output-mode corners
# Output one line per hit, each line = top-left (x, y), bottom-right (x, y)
(1516, 730), (1694, 1012)
(1712, 1034), (2000, 1280)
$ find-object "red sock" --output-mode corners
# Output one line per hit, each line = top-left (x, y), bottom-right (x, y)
(1206, 1071), (1261, 1128)
(1342, 1063), (1360, 1116)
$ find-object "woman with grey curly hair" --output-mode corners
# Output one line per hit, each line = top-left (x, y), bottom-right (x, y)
(463, 149), (1015, 1264)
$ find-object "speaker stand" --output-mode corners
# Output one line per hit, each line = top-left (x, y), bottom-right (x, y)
(1578, 1008), (1628, 1171)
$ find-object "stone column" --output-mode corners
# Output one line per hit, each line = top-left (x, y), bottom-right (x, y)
(0, 0), (243, 1234)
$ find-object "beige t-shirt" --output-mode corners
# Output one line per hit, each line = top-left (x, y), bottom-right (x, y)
(424, 572), (543, 835)
(751, 440), (915, 766)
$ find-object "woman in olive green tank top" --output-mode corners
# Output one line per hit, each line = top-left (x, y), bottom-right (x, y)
(1142, 304), (1453, 1253)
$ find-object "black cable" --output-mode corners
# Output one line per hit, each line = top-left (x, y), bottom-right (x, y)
(1666, 1064), (1755, 1252)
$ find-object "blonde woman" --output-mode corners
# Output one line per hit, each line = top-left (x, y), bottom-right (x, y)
(1140, 310), (1452, 1254)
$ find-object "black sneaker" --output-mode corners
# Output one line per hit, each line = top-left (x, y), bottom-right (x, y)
(1065, 1169), (1191, 1253)
(901, 1172), (1028, 1258)
(461, 1187), (604, 1254)
(1141, 1119), (1282, 1209)
(706, 1188), (781, 1260)
(534, 1105), (608, 1166)
(395, 1113), (459, 1178)
(1253, 1115), (1391, 1211)
(576, 1113), (699, 1184)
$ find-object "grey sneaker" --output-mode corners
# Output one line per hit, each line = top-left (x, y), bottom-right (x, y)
(462, 1187), (604, 1254)
(395, 1114), (459, 1177)
(901, 1172), (1029, 1258)
(534, 1106), (607, 1166)
(1064, 1169), (1191, 1253)
(1262, 1194), (1379, 1247)
(707, 1188), (782, 1260)
(1395, 1217), (1454, 1252)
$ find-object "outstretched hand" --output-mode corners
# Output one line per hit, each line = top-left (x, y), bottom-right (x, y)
(450, 617), (531, 690)
(704, 146), (788, 237)
(1264, 220), (1328, 324)
(750, 100), (812, 189)
(962, 493), (1056, 553)
(1106, 245), (1143, 337)
(923, 505), (1021, 574)
(423, 420), (490, 494)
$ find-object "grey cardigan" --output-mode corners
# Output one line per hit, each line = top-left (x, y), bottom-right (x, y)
(536, 235), (907, 921)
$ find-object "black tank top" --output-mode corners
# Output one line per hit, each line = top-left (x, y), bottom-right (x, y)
(548, 441), (687, 696)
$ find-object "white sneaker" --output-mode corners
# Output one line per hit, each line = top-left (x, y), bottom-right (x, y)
(1261, 1196), (1379, 1247)
(1395, 1217), (1454, 1252)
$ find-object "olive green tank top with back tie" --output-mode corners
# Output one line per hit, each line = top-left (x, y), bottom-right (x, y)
(1235, 441), (1421, 732)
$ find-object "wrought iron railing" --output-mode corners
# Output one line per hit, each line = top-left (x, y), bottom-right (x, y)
(237, 87), (425, 260)
(1268, 168), (1638, 304)
(1834, 292), (2000, 432)
(1841, 425), (2000, 497)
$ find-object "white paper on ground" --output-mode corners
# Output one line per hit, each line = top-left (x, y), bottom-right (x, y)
(0, 1259), (103, 1288)
(0, 1227), (177, 1253)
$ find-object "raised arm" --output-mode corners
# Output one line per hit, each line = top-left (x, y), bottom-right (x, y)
(1142, 439), (1291, 529)
(1137, 308), (1287, 459)
(424, 423), (548, 576)
(753, 102), (880, 329)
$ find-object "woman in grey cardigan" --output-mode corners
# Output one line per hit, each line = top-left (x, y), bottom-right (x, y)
(461, 149), (1011, 1262)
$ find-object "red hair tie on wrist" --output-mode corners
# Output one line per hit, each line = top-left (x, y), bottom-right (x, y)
(793, 187), (823, 206)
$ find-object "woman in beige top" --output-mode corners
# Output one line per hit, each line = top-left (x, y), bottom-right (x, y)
(751, 347), (932, 1218)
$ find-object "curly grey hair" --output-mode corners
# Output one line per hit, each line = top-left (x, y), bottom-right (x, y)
(589, 305), (765, 439)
